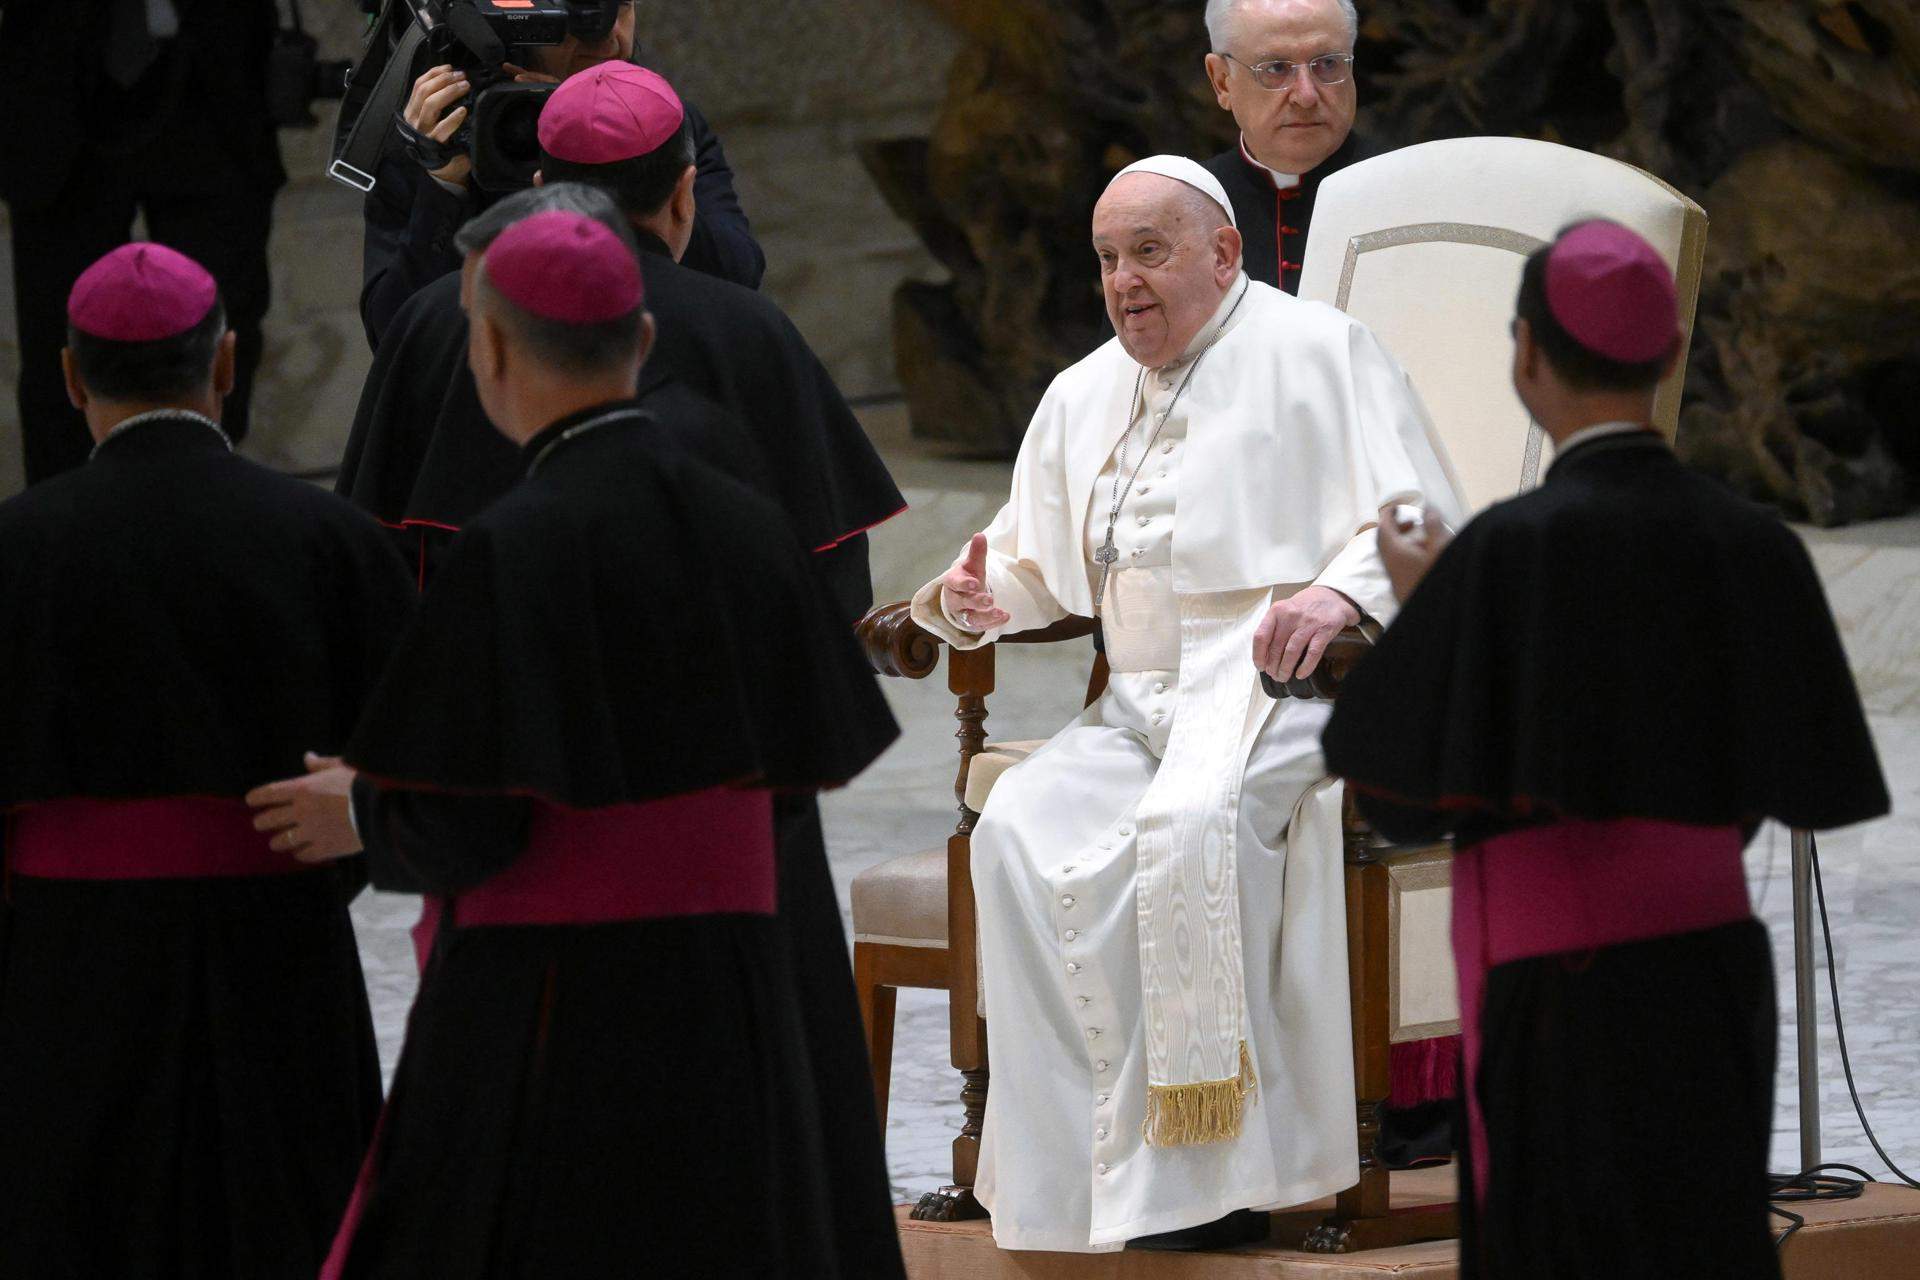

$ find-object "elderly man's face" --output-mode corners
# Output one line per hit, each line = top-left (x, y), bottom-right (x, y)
(1092, 174), (1242, 369)
(1204, 0), (1357, 175)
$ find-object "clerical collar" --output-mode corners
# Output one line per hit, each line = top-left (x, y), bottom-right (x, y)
(1547, 420), (1663, 477)
(1237, 135), (1301, 190)
(632, 228), (672, 260)
(88, 408), (233, 462)
(522, 399), (649, 476)
(1555, 420), (1653, 456)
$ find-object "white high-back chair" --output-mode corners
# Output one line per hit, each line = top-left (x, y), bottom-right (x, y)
(1300, 135), (1707, 514)
(1288, 137), (1707, 1253)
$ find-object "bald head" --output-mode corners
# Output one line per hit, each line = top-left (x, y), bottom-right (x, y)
(1092, 172), (1243, 368)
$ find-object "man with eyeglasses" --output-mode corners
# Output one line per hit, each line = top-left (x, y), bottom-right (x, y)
(1202, 0), (1364, 295)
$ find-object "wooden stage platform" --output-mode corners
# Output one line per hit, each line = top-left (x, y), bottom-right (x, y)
(896, 1166), (1920, 1278)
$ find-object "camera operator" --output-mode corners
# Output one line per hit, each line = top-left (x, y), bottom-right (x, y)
(0, 0), (285, 485)
(359, 0), (764, 349)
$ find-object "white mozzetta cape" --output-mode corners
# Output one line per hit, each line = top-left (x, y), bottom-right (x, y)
(967, 278), (1465, 627)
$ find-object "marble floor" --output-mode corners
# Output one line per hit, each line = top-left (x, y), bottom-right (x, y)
(351, 407), (1920, 1203)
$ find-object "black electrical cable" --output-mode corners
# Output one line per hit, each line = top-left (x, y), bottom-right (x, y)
(1765, 834), (1919, 1253)
(1810, 838), (1918, 1189)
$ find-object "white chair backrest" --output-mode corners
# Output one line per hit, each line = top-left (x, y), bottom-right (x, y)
(1297, 136), (1706, 515)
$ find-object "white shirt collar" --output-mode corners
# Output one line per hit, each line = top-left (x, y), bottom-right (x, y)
(1553, 419), (1651, 457)
(1238, 134), (1301, 191)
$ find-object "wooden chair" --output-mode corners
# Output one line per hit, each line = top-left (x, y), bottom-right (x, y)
(851, 136), (1706, 1246)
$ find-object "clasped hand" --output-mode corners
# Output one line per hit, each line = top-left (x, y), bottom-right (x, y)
(245, 754), (363, 864)
(1251, 586), (1359, 683)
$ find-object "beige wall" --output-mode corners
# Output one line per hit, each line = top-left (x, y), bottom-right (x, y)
(0, 1), (957, 494)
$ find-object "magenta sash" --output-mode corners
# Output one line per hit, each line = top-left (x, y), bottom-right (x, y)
(449, 787), (776, 927)
(6, 797), (298, 880)
(321, 786), (775, 1278)
(1453, 818), (1752, 1205)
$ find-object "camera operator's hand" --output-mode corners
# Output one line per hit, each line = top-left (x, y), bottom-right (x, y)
(404, 64), (474, 187)
(501, 62), (560, 86)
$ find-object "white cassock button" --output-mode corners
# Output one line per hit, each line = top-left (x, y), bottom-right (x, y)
(1065, 929), (1079, 941)
(1151, 712), (1165, 726)
(1097, 1092), (1111, 1105)
(1086, 1027), (1102, 1040)
(1136, 515), (1150, 527)
(1067, 962), (1083, 974)
(1098, 1163), (1111, 1175)
(1097, 1126), (1110, 1140)
(1136, 484), (1150, 495)
(1119, 825), (1133, 837)
(1130, 547), (1145, 559)
(1061, 895), (1076, 907)
(1095, 1060), (1110, 1072)
(1077, 996), (1091, 1007)
(1152, 682), (1167, 694)
(1162, 441), (1175, 454)
(1061, 865), (1076, 875)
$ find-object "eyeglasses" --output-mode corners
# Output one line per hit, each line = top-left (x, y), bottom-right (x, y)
(1221, 52), (1355, 91)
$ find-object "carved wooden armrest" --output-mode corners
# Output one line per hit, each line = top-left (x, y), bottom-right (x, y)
(1261, 619), (1384, 701)
(857, 601), (942, 679)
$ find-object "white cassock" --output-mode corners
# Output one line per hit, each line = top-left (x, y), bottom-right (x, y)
(910, 275), (1465, 1252)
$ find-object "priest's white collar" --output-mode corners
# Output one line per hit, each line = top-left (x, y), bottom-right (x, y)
(1238, 134), (1302, 191)
(1553, 420), (1650, 457)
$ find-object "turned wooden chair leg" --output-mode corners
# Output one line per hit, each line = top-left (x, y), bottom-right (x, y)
(852, 944), (898, 1132)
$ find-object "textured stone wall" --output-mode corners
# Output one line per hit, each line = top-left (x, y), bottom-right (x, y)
(0, 1), (957, 495)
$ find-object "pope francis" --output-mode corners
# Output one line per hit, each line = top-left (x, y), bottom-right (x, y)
(909, 155), (1465, 1253)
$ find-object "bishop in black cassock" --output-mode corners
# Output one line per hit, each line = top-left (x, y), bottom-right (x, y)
(0, 244), (413, 1277)
(323, 70), (907, 1267)
(294, 209), (903, 1278)
(1323, 222), (1889, 1279)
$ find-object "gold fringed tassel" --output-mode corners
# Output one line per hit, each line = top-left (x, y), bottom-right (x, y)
(1142, 1041), (1258, 1147)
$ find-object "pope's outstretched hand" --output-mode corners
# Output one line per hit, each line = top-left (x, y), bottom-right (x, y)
(940, 533), (1010, 634)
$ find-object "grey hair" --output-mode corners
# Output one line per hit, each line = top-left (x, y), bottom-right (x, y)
(1204, 0), (1358, 51)
(451, 181), (639, 259)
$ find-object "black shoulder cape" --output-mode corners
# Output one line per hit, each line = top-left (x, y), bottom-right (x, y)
(1322, 432), (1889, 832)
(344, 404), (899, 807)
(0, 416), (414, 804)
(337, 240), (903, 586)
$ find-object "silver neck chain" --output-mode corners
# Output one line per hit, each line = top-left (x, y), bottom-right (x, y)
(526, 406), (648, 476)
(1091, 279), (1248, 617)
(88, 408), (232, 462)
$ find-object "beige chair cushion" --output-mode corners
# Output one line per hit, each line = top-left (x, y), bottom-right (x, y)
(962, 739), (1047, 814)
(851, 847), (947, 947)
